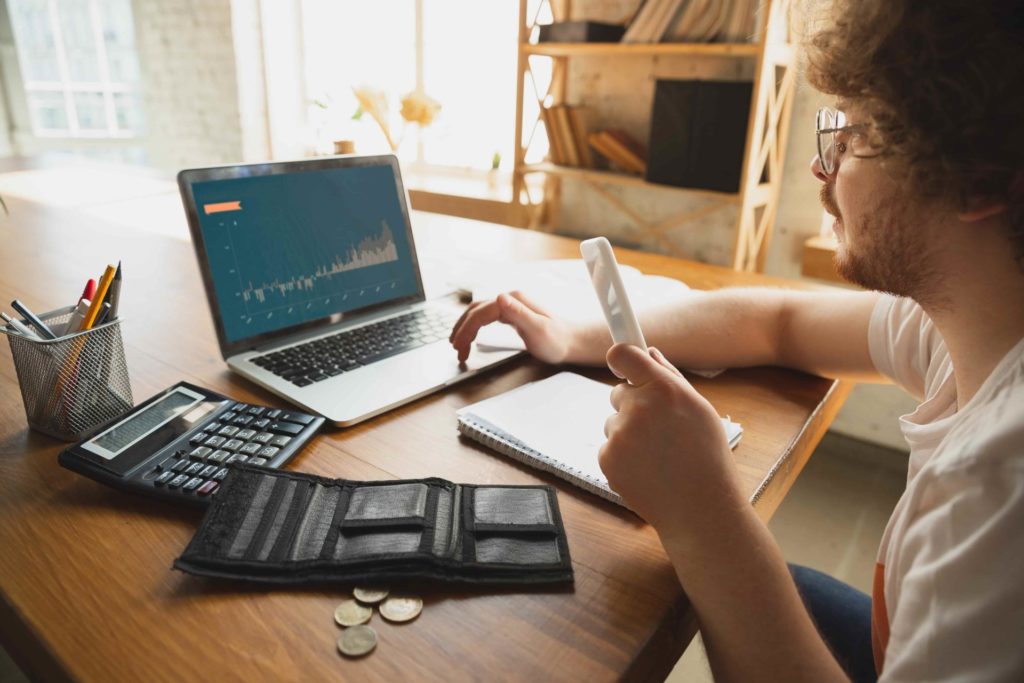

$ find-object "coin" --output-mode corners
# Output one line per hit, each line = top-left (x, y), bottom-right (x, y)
(379, 595), (423, 623)
(334, 598), (373, 627)
(337, 624), (377, 657)
(354, 587), (390, 604)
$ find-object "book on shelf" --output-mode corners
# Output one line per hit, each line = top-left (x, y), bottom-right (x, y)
(551, 105), (580, 167)
(588, 129), (647, 175)
(538, 21), (626, 43)
(565, 107), (594, 169)
(645, 79), (752, 192)
(540, 105), (567, 165)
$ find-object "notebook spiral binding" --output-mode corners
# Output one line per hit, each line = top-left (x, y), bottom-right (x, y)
(457, 415), (625, 508)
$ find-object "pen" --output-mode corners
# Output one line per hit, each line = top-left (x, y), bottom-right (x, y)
(94, 302), (112, 326)
(62, 298), (91, 336)
(10, 299), (57, 339)
(81, 279), (97, 303)
(80, 264), (116, 330)
(106, 262), (122, 320)
(1, 311), (42, 340)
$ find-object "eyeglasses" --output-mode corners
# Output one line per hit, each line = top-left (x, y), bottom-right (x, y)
(816, 108), (863, 175)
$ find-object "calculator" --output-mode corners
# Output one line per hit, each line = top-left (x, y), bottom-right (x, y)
(58, 381), (325, 505)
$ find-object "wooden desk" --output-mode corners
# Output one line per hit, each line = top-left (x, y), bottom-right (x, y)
(0, 178), (850, 682)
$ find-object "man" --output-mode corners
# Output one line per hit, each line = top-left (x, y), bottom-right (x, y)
(450, 1), (1023, 681)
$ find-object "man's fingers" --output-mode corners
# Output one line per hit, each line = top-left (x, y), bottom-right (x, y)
(610, 382), (628, 411)
(496, 292), (547, 342)
(450, 300), (501, 361)
(650, 347), (684, 377)
(508, 290), (553, 317)
(606, 344), (672, 386)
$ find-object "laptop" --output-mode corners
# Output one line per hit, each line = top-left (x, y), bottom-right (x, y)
(178, 154), (521, 426)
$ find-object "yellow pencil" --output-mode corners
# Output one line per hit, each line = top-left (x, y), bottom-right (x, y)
(80, 264), (116, 330)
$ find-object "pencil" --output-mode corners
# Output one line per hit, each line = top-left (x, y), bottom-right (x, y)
(81, 264), (116, 330)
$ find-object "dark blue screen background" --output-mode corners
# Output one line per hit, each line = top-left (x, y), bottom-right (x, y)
(192, 164), (420, 344)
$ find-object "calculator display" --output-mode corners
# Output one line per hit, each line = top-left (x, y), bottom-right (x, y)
(84, 387), (206, 461)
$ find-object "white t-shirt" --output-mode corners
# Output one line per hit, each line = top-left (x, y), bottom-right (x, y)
(868, 294), (1024, 681)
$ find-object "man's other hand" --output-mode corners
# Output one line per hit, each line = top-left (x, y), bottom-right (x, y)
(601, 344), (744, 539)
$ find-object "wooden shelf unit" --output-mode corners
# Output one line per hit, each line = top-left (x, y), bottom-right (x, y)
(512, 0), (799, 272)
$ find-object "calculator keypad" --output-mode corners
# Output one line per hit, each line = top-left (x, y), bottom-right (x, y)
(145, 400), (321, 504)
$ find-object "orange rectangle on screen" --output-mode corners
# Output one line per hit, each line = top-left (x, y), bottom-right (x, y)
(203, 201), (242, 214)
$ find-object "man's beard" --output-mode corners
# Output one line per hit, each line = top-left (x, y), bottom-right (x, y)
(824, 183), (937, 301)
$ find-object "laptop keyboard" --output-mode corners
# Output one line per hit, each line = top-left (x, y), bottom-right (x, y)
(250, 308), (459, 387)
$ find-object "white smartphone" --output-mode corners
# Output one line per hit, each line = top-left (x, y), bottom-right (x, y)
(580, 237), (647, 350)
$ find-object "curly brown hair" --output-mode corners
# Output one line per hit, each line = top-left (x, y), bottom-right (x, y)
(804, 0), (1024, 266)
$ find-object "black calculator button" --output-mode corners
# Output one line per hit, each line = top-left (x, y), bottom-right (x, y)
(185, 462), (204, 476)
(232, 401), (248, 412)
(253, 432), (274, 444)
(171, 459), (190, 472)
(183, 477), (204, 492)
(200, 465), (218, 478)
(239, 443), (262, 455)
(227, 454), (249, 465)
(236, 429), (257, 440)
(248, 406), (267, 416)
(168, 474), (189, 489)
(233, 415), (254, 426)
(221, 411), (237, 422)
(204, 421), (222, 433)
(189, 432), (208, 445)
(253, 418), (271, 429)
(269, 435), (292, 447)
(249, 457), (268, 466)
(197, 481), (219, 496)
(218, 425), (240, 437)
(204, 436), (226, 448)
(281, 412), (315, 426)
(266, 409), (282, 420)
(213, 468), (230, 481)
(257, 446), (280, 459)
(222, 439), (245, 452)
(189, 446), (212, 461)
(208, 450), (230, 464)
(154, 471), (175, 486)
(269, 422), (304, 436)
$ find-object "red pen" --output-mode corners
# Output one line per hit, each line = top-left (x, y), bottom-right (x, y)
(80, 279), (97, 302)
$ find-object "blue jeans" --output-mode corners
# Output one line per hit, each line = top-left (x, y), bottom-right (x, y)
(790, 564), (877, 683)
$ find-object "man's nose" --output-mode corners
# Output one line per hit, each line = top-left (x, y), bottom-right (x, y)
(810, 153), (830, 182)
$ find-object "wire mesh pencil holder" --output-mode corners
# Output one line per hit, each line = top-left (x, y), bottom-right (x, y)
(1, 306), (134, 441)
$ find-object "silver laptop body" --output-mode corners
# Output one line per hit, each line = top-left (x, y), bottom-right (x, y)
(178, 154), (519, 426)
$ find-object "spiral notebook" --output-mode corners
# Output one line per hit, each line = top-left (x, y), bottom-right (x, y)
(456, 372), (743, 508)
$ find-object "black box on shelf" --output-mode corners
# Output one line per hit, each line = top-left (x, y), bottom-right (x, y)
(538, 21), (626, 43)
(645, 79), (753, 193)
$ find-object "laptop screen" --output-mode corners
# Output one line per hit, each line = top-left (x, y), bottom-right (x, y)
(181, 157), (424, 353)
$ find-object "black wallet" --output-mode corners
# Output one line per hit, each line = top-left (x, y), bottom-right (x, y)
(174, 465), (574, 585)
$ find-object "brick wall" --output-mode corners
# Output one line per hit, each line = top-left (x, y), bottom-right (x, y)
(129, 0), (245, 170)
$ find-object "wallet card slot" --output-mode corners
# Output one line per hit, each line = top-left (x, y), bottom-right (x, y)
(317, 486), (353, 561)
(472, 487), (554, 526)
(474, 535), (561, 565)
(267, 480), (314, 562)
(225, 472), (278, 559)
(332, 529), (423, 560)
(431, 485), (458, 557)
(342, 482), (429, 528)
(288, 484), (342, 561)
(245, 477), (298, 562)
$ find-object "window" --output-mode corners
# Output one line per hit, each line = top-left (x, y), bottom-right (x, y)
(8, 0), (144, 138)
(301, 0), (519, 173)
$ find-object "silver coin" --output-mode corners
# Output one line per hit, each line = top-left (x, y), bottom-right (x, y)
(334, 598), (373, 627)
(354, 587), (390, 604)
(337, 624), (377, 657)
(379, 595), (423, 623)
